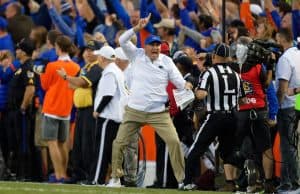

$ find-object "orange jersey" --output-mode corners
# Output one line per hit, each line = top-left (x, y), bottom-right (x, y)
(41, 60), (80, 117)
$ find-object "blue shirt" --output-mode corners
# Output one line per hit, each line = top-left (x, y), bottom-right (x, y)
(0, 34), (15, 54)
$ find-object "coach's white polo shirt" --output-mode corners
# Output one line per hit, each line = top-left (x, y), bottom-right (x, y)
(119, 29), (186, 113)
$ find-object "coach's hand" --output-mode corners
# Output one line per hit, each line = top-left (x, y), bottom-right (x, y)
(93, 111), (99, 118)
(185, 82), (193, 90)
(133, 13), (151, 32)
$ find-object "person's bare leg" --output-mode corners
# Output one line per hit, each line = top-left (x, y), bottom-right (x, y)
(224, 164), (237, 180)
(40, 147), (48, 179)
(58, 141), (69, 178)
(262, 148), (273, 179)
(48, 140), (64, 179)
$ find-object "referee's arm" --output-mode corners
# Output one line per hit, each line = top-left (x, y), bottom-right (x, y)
(195, 71), (210, 100)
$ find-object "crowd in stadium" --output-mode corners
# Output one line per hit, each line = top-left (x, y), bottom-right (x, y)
(0, 0), (300, 193)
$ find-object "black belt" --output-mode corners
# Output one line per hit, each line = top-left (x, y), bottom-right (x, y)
(207, 110), (232, 114)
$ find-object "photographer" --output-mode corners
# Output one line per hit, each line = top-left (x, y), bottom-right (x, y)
(231, 36), (275, 193)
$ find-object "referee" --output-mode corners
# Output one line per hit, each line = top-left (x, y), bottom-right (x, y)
(182, 43), (245, 190)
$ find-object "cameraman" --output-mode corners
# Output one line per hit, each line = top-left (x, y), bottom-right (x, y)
(232, 36), (275, 193)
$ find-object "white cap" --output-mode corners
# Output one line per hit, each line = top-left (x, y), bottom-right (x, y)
(115, 47), (128, 60)
(250, 4), (263, 15)
(93, 46), (116, 60)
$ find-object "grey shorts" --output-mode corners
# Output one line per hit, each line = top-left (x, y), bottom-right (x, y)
(41, 115), (69, 142)
(34, 108), (48, 147)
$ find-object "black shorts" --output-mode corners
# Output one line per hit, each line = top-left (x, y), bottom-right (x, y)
(235, 110), (271, 153)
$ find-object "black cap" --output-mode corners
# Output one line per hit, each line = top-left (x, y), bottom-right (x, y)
(85, 40), (103, 51)
(172, 50), (188, 63)
(213, 43), (231, 58)
(16, 38), (36, 56)
(175, 56), (193, 71)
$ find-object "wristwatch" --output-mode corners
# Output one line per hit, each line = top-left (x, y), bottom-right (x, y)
(63, 74), (67, 80)
(294, 88), (298, 95)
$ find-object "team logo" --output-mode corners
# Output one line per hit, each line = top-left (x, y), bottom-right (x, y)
(242, 81), (253, 95)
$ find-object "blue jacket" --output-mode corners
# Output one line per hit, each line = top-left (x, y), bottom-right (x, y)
(270, 9), (300, 40)
(31, 3), (52, 30)
(35, 48), (58, 106)
(48, 7), (75, 39)
(0, 63), (16, 110)
(180, 8), (201, 51)
(0, 34), (15, 54)
(266, 82), (278, 120)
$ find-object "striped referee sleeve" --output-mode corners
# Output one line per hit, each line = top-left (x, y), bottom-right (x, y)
(198, 71), (210, 91)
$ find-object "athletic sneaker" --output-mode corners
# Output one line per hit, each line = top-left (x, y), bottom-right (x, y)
(178, 182), (184, 190)
(276, 183), (292, 193)
(106, 178), (122, 187)
(183, 183), (197, 191)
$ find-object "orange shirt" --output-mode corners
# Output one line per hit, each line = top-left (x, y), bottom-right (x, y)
(41, 59), (80, 117)
(240, 2), (255, 36)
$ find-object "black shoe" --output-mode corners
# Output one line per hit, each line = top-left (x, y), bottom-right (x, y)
(63, 176), (78, 184)
(264, 181), (276, 194)
(146, 183), (163, 188)
(124, 181), (137, 187)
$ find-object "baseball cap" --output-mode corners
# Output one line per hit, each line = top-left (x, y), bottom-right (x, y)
(213, 43), (231, 58)
(153, 18), (175, 29)
(144, 35), (162, 45)
(16, 38), (36, 56)
(172, 50), (188, 62)
(85, 40), (103, 51)
(93, 45), (116, 60)
(250, 4), (263, 16)
(115, 47), (128, 60)
(175, 56), (193, 70)
(0, 17), (7, 30)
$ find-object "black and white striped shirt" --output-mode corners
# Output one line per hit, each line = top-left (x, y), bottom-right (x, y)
(198, 63), (244, 112)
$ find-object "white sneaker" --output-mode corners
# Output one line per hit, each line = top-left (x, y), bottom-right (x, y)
(106, 178), (122, 188)
(183, 183), (197, 191)
(178, 182), (184, 190)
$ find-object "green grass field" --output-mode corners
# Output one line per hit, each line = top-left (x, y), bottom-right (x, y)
(0, 181), (230, 194)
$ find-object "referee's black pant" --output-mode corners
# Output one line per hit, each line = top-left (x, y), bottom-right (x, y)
(71, 106), (96, 181)
(184, 112), (236, 185)
(90, 117), (119, 184)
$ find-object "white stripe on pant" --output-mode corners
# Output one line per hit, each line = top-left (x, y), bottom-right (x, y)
(163, 145), (168, 188)
(93, 119), (109, 184)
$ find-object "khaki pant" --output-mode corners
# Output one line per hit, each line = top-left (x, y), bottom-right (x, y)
(111, 106), (185, 183)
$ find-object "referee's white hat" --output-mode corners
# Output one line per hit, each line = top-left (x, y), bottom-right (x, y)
(93, 46), (116, 60)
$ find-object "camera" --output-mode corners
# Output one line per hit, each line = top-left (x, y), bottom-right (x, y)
(246, 40), (282, 65)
